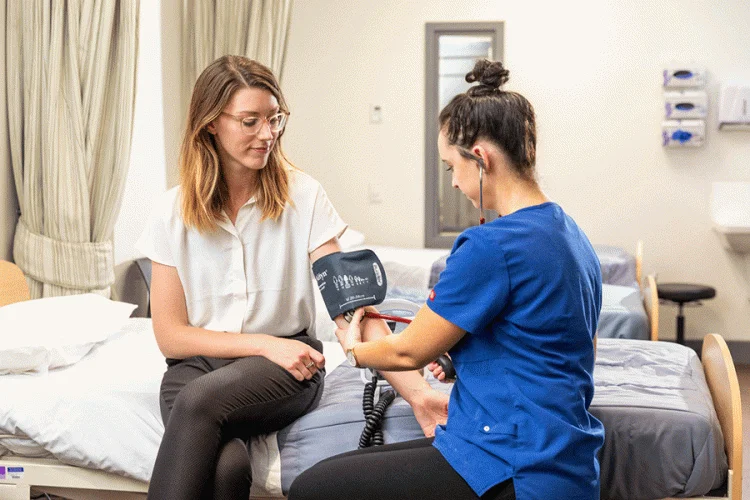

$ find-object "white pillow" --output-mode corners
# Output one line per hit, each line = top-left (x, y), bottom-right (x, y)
(337, 228), (366, 250)
(0, 294), (137, 374)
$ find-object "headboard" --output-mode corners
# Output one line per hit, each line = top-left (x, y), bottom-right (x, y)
(112, 258), (152, 318)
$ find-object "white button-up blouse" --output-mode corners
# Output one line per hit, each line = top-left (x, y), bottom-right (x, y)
(136, 169), (347, 339)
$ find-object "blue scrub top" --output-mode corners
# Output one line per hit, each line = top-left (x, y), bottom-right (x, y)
(428, 202), (604, 500)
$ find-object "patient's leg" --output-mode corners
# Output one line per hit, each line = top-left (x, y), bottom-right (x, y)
(211, 438), (251, 500)
(148, 335), (324, 500)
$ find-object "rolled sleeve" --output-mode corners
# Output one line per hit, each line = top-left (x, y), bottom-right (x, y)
(308, 184), (347, 253)
(135, 197), (176, 267)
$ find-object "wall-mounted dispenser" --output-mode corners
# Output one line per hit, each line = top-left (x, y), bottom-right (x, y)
(664, 90), (708, 119)
(662, 66), (707, 147)
(718, 85), (750, 130)
(663, 67), (707, 88)
(662, 119), (705, 147)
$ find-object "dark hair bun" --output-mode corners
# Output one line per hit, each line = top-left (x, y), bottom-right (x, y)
(465, 60), (509, 93)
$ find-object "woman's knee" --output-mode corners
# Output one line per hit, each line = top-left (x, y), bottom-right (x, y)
(214, 439), (251, 488)
(170, 378), (224, 422)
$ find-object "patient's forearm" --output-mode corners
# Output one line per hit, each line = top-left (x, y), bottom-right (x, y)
(153, 324), (278, 360)
(363, 320), (433, 403)
(333, 313), (432, 403)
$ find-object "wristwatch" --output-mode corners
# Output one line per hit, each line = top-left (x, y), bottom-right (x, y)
(346, 343), (360, 367)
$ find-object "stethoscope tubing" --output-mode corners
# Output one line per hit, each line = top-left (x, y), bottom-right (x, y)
(364, 311), (412, 324)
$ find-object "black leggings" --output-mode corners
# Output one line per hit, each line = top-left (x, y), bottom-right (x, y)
(147, 333), (324, 500)
(287, 437), (515, 500)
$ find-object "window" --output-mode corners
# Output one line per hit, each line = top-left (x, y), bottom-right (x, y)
(424, 22), (504, 248)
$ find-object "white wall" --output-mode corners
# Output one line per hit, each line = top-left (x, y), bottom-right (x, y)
(113, 0), (167, 264)
(0, 0), (18, 262)
(281, 0), (750, 342)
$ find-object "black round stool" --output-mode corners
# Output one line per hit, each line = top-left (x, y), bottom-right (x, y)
(657, 283), (716, 345)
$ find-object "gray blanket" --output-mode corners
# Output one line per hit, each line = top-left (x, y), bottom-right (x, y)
(277, 339), (727, 499)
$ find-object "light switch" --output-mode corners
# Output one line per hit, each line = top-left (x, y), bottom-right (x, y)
(370, 104), (383, 124)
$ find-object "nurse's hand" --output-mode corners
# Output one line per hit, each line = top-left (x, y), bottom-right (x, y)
(412, 389), (449, 437)
(335, 307), (364, 350)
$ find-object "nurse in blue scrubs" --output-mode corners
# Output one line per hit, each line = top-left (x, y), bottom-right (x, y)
(288, 59), (604, 500)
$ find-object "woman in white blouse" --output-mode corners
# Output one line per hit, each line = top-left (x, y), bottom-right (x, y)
(136, 55), (449, 500)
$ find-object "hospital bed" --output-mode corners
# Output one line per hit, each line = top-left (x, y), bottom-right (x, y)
(353, 241), (657, 341)
(0, 317), (741, 500)
(1, 258), (738, 500)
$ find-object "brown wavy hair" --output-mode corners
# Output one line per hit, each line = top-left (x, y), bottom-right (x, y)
(179, 55), (294, 232)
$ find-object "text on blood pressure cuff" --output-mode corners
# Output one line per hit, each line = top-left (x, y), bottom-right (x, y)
(312, 249), (387, 320)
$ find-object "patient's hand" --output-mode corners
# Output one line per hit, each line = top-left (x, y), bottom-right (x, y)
(412, 389), (449, 438)
(334, 307), (364, 350)
(426, 354), (454, 382)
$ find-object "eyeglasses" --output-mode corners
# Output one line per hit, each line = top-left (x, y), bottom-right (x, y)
(221, 111), (288, 135)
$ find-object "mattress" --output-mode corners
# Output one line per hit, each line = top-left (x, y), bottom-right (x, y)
(0, 319), (346, 491)
(0, 320), (726, 499)
(593, 244), (639, 288)
(358, 244), (449, 291)
(0, 318), (165, 481)
(593, 339), (727, 498)
(315, 244), (646, 340)
(275, 340), (727, 498)
(597, 284), (649, 340)
(364, 244), (648, 339)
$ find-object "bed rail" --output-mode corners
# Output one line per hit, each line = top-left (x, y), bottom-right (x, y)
(702, 333), (743, 500)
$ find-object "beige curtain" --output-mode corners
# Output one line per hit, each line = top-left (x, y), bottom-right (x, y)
(180, 0), (293, 131)
(7, 1), (140, 299)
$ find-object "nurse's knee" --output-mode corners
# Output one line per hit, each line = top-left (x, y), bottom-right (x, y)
(288, 462), (333, 500)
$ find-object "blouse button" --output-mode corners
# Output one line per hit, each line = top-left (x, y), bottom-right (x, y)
(483, 425), (490, 432)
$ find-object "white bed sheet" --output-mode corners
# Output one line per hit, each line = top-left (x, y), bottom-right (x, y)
(0, 318), (345, 493)
(0, 318), (164, 481)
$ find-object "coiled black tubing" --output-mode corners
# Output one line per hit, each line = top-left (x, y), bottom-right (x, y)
(359, 373), (396, 448)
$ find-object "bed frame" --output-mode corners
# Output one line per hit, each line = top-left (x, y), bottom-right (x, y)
(632, 242), (659, 341)
(0, 457), (147, 500)
(635, 240), (644, 289)
(0, 334), (742, 500)
(661, 333), (743, 500)
(643, 273), (660, 341)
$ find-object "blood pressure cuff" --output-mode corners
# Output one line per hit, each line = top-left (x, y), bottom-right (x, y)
(313, 249), (387, 320)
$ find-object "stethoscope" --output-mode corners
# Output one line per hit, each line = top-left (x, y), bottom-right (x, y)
(457, 147), (487, 225)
